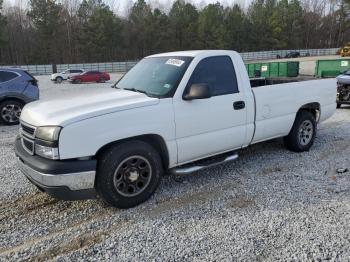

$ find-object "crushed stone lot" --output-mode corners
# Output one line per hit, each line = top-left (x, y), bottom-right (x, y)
(1, 75), (350, 261)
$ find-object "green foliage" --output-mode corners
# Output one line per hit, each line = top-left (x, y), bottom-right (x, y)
(168, 0), (199, 50)
(28, 0), (64, 63)
(77, 0), (122, 62)
(0, 0), (6, 46)
(197, 3), (225, 49)
(223, 5), (252, 51)
(0, 0), (349, 64)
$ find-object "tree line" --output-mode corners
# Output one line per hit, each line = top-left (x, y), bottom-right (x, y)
(0, 0), (349, 65)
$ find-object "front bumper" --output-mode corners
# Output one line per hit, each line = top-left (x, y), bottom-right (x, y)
(15, 137), (97, 200)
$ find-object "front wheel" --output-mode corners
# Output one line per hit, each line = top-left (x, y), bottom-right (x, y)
(284, 111), (316, 152)
(0, 100), (24, 125)
(55, 77), (63, 83)
(96, 140), (163, 209)
(337, 103), (341, 109)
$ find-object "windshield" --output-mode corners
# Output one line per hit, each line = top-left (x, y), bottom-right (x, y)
(115, 56), (193, 97)
(344, 69), (350, 76)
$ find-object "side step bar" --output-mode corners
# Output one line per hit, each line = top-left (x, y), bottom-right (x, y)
(170, 154), (239, 175)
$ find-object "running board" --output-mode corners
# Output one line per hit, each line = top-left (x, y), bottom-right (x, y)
(170, 154), (239, 175)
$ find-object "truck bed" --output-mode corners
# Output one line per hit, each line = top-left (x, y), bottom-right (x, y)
(250, 76), (320, 88)
(250, 78), (337, 144)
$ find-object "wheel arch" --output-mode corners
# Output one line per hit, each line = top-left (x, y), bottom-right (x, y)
(95, 134), (170, 170)
(297, 102), (321, 122)
(0, 96), (26, 105)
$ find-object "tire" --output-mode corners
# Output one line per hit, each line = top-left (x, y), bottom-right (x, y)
(98, 77), (105, 83)
(55, 77), (63, 83)
(283, 111), (316, 152)
(96, 140), (163, 209)
(337, 103), (341, 109)
(0, 100), (24, 125)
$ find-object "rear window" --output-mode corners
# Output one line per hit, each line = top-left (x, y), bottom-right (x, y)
(0, 71), (19, 83)
(71, 70), (83, 73)
(23, 70), (36, 80)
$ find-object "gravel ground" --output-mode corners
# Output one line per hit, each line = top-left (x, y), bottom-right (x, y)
(1, 76), (350, 261)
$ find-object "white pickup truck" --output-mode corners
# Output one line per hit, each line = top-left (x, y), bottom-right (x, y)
(15, 50), (336, 208)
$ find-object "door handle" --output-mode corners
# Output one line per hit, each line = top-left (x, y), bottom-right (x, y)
(233, 101), (245, 110)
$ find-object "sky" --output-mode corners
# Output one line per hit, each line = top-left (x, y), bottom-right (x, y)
(3, 0), (249, 15)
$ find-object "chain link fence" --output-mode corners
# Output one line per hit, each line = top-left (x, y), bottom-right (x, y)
(240, 48), (338, 61)
(0, 61), (138, 75)
(0, 48), (339, 75)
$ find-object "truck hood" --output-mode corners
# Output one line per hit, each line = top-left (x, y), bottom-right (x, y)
(20, 88), (159, 126)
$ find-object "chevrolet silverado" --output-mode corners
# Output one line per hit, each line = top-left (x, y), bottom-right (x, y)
(15, 50), (336, 208)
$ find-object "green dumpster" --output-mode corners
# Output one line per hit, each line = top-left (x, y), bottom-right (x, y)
(315, 59), (350, 77)
(246, 63), (262, 77)
(245, 61), (299, 78)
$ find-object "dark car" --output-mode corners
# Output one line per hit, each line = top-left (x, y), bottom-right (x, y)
(285, 51), (300, 58)
(0, 68), (39, 125)
(276, 51), (301, 59)
(68, 71), (110, 84)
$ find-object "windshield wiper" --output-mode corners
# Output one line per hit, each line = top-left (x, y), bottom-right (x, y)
(124, 87), (148, 94)
(123, 88), (161, 98)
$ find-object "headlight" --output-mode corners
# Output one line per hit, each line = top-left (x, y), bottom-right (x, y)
(34, 126), (61, 159)
(35, 126), (61, 141)
(35, 144), (60, 159)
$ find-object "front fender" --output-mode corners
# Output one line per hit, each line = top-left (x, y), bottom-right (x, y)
(58, 99), (178, 167)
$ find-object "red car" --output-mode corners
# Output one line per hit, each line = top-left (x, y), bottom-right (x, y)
(68, 71), (110, 83)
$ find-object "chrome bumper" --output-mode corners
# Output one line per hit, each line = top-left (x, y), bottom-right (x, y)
(16, 157), (96, 191)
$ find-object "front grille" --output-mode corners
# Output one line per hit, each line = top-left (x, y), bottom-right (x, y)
(20, 122), (36, 155)
(22, 137), (34, 154)
(20, 122), (36, 138)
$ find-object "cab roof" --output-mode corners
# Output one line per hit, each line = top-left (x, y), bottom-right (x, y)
(147, 50), (238, 58)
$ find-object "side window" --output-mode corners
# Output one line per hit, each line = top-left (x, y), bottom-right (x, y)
(187, 56), (239, 96)
(0, 71), (19, 83)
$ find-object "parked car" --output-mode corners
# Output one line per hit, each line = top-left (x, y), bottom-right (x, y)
(276, 51), (301, 59)
(336, 69), (350, 108)
(285, 51), (300, 58)
(15, 50), (336, 209)
(0, 68), (39, 125)
(51, 69), (84, 83)
(68, 71), (110, 84)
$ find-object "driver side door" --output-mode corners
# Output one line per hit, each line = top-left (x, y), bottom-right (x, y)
(173, 56), (248, 164)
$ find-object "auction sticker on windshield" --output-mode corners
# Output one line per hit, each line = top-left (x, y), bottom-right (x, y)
(166, 59), (185, 67)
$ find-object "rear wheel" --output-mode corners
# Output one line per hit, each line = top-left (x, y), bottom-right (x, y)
(98, 77), (105, 83)
(96, 140), (163, 209)
(284, 111), (316, 152)
(0, 100), (24, 125)
(337, 103), (341, 108)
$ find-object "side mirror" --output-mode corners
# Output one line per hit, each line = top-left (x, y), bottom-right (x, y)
(183, 83), (211, 100)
